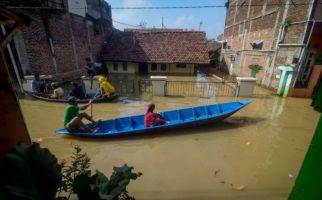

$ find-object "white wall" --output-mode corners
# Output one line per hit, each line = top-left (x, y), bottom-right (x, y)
(148, 63), (194, 75)
(106, 62), (195, 75)
(107, 61), (138, 74)
(169, 63), (194, 74)
(148, 63), (170, 73)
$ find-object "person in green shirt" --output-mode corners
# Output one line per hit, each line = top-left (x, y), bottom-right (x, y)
(64, 96), (97, 132)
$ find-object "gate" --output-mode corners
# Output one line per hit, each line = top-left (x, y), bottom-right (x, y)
(165, 81), (237, 97)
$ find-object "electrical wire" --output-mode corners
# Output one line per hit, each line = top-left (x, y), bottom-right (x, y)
(6, 2), (322, 10)
(112, 3), (321, 9)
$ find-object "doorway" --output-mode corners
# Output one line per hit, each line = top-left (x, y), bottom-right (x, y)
(139, 63), (148, 75)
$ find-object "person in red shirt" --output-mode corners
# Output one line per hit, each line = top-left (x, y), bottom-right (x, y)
(144, 103), (167, 127)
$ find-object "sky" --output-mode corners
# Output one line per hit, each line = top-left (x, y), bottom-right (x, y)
(106, 0), (227, 39)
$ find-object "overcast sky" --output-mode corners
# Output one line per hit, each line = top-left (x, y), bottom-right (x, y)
(106, 0), (227, 39)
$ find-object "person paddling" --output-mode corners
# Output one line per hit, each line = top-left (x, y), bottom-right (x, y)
(64, 96), (98, 132)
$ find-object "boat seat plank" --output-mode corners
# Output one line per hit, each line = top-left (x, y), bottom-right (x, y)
(179, 108), (194, 121)
(207, 105), (222, 116)
(130, 115), (145, 129)
(163, 110), (180, 121)
(116, 117), (133, 131)
(193, 106), (208, 119)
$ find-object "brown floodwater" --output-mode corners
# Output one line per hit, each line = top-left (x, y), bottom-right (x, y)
(19, 94), (320, 200)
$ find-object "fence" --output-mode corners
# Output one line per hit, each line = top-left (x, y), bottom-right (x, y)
(111, 79), (237, 98)
(165, 80), (237, 97)
(91, 78), (271, 98)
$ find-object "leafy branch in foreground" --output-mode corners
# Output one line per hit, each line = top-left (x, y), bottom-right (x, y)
(0, 143), (142, 200)
(57, 145), (91, 199)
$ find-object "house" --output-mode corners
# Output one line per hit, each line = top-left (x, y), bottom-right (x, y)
(100, 28), (209, 75)
(207, 40), (222, 67)
(0, 0), (113, 87)
(221, 0), (322, 97)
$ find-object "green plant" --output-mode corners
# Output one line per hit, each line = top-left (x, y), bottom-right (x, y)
(314, 53), (322, 64)
(57, 145), (91, 199)
(0, 143), (62, 200)
(248, 64), (263, 71)
(73, 165), (142, 200)
(0, 143), (142, 200)
(248, 64), (263, 77)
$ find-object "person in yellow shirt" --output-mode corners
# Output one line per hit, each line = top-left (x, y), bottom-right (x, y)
(98, 76), (115, 97)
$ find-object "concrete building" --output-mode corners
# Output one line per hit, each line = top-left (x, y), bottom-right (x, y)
(0, 0), (113, 85)
(100, 29), (209, 75)
(222, 0), (322, 95)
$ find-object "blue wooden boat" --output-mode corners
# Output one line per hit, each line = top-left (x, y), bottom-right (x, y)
(56, 100), (252, 137)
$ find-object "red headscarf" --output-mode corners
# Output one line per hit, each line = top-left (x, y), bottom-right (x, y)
(147, 102), (155, 113)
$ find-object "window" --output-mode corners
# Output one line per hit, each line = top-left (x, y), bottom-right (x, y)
(113, 62), (118, 71)
(161, 64), (167, 71)
(222, 41), (227, 49)
(122, 62), (128, 71)
(251, 40), (263, 50)
(176, 64), (186, 68)
(48, 38), (56, 56)
(239, 0), (246, 7)
(151, 63), (157, 71)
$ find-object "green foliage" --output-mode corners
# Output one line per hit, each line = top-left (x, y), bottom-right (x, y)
(314, 53), (322, 64)
(0, 143), (141, 200)
(248, 64), (263, 72)
(0, 142), (62, 200)
(73, 165), (142, 200)
(57, 145), (91, 199)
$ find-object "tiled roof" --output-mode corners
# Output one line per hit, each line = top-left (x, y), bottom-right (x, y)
(207, 41), (222, 51)
(124, 28), (185, 33)
(101, 29), (209, 64)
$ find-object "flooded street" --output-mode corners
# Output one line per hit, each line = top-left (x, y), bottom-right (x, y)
(19, 95), (320, 200)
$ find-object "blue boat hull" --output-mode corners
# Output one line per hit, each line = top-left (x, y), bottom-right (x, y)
(56, 100), (252, 138)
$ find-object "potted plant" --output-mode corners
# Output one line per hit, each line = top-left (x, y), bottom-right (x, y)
(314, 53), (322, 65)
(248, 64), (263, 77)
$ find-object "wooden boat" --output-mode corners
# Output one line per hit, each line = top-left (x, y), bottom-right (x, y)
(56, 100), (252, 137)
(25, 91), (119, 103)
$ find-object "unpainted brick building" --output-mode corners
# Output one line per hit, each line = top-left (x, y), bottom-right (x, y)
(222, 0), (322, 93)
(0, 0), (113, 82)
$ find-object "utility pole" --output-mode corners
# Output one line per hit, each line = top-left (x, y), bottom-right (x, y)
(199, 21), (203, 31)
(162, 16), (164, 28)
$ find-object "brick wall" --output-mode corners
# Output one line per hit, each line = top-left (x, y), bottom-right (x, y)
(4, 3), (113, 81)
(222, 0), (312, 89)
(20, 11), (55, 75)
(47, 12), (76, 74)
(1, 0), (113, 81)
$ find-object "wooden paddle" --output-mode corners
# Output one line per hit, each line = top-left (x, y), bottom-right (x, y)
(90, 88), (101, 117)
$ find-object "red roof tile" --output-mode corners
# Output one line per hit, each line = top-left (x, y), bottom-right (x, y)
(101, 29), (209, 64)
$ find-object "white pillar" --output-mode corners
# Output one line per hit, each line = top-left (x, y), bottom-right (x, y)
(151, 76), (167, 96)
(236, 77), (257, 97)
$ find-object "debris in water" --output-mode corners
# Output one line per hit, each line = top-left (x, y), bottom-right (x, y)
(245, 141), (252, 146)
(36, 138), (43, 143)
(214, 169), (220, 176)
(220, 180), (225, 184)
(288, 173), (294, 179)
(231, 184), (246, 191)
